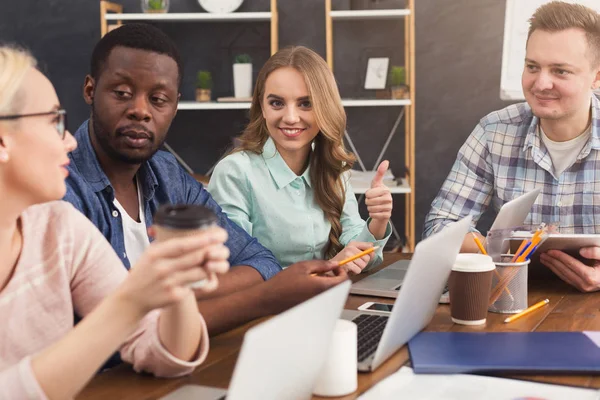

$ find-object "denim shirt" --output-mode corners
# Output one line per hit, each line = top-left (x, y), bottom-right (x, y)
(64, 120), (281, 280)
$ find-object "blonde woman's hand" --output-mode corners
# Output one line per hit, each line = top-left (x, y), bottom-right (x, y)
(116, 226), (229, 315)
(331, 241), (375, 275)
(365, 160), (393, 222)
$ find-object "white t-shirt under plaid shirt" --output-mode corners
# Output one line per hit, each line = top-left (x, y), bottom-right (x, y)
(424, 94), (600, 238)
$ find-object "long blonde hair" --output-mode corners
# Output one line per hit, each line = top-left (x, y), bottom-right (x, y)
(235, 46), (355, 258)
(0, 46), (36, 120)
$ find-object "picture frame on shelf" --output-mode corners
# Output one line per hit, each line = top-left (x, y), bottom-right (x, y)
(364, 57), (389, 90)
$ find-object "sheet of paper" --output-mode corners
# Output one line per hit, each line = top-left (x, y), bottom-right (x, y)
(359, 367), (599, 400)
(583, 331), (600, 348)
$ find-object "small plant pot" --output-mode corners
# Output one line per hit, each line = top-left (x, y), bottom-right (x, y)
(391, 85), (409, 99)
(233, 63), (252, 98)
(141, 0), (169, 13)
(196, 88), (211, 102)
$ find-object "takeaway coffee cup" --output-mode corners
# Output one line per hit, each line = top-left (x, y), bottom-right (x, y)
(448, 253), (496, 325)
(153, 204), (218, 289)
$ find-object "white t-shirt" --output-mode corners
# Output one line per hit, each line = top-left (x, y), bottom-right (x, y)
(540, 124), (591, 177)
(113, 177), (150, 266)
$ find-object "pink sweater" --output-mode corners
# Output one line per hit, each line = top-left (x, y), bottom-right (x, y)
(0, 201), (209, 399)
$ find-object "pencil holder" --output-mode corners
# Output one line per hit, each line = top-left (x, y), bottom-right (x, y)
(488, 255), (530, 314)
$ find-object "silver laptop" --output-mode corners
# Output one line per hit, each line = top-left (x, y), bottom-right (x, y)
(159, 280), (351, 400)
(342, 216), (472, 372)
(351, 188), (541, 298)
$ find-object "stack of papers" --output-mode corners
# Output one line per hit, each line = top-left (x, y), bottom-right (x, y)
(359, 367), (599, 400)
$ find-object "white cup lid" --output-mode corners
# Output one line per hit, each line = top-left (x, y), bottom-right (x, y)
(452, 253), (496, 272)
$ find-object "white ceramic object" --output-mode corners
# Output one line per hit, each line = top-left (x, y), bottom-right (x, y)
(198, 0), (243, 13)
(233, 63), (252, 99)
(313, 319), (358, 397)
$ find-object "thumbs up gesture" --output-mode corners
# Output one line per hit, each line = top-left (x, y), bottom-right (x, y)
(365, 161), (393, 224)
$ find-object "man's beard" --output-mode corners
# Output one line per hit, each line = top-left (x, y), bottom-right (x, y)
(91, 105), (164, 165)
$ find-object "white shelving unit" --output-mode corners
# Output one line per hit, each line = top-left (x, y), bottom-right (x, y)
(326, 0), (416, 250)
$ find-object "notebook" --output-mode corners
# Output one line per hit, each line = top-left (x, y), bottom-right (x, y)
(408, 331), (600, 374)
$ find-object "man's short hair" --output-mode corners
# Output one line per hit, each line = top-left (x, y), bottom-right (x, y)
(90, 23), (183, 87)
(528, 1), (600, 67)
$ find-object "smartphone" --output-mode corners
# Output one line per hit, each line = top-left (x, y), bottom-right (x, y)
(358, 286), (450, 314)
(357, 302), (394, 314)
(439, 286), (450, 304)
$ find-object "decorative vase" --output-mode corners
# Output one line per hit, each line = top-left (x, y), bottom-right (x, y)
(233, 63), (252, 99)
(196, 88), (211, 102)
(141, 0), (170, 13)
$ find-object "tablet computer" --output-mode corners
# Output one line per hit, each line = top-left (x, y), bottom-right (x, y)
(511, 233), (600, 260)
(535, 234), (600, 254)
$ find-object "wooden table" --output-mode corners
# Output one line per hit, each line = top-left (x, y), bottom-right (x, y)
(78, 254), (600, 399)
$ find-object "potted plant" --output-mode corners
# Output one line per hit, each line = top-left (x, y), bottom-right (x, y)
(196, 71), (212, 102)
(389, 66), (409, 99)
(233, 54), (252, 99)
(141, 0), (169, 13)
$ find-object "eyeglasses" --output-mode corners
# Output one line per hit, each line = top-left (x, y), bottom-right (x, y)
(0, 109), (68, 140)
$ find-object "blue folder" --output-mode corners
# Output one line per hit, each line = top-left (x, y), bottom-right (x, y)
(408, 332), (600, 374)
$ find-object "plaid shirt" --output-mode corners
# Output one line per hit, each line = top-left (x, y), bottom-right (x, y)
(424, 94), (600, 238)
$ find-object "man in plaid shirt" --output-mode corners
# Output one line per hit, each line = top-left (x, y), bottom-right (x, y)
(424, 2), (600, 292)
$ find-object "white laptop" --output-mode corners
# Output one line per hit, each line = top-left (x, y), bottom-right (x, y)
(341, 216), (472, 372)
(159, 280), (351, 400)
(350, 188), (541, 298)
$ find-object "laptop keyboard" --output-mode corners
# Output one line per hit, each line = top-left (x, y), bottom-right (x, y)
(353, 314), (389, 362)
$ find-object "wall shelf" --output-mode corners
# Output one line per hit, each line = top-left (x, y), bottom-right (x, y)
(342, 99), (411, 107)
(104, 12), (272, 22)
(330, 9), (410, 20)
(178, 101), (251, 110)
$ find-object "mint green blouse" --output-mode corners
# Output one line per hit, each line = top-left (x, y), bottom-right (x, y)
(207, 138), (391, 269)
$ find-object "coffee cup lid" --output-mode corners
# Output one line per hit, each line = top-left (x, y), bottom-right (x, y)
(154, 204), (217, 230)
(452, 253), (495, 272)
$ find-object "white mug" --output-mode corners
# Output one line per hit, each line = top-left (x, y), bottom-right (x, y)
(313, 319), (358, 397)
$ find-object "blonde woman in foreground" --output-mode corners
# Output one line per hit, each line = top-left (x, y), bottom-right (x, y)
(0, 47), (229, 399)
(209, 46), (393, 273)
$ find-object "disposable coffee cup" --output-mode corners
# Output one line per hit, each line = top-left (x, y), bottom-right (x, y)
(448, 253), (495, 325)
(313, 319), (357, 397)
(153, 204), (218, 289)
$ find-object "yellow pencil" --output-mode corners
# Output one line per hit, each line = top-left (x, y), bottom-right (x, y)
(336, 246), (380, 266)
(504, 298), (549, 323)
(471, 233), (487, 255)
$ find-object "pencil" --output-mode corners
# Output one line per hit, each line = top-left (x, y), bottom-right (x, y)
(471, 233), (487, 255)
(336, 246), (380, 266)
(503, 298), (549, 323)
(510, 239), (528, 262)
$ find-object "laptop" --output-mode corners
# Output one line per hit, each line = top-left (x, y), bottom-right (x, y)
(350, 188), (541, 298)
(341, 216), (472, 372)
(159, 280), (351, 400)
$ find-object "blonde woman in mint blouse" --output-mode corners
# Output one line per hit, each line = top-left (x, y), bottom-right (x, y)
(209, 46), (393, 273)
